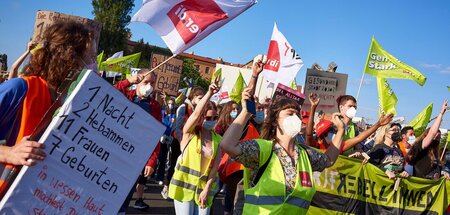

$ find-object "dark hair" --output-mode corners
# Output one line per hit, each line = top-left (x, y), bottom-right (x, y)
(215, 101), (239, 132)
(390, 123), (402, 130)
(261, 96), (300, 143)
(193, 101), (217, 135)
(23, 21), (93, 90)
(337, 95), (357, 106)
(188, 87), (205, 100)
(401, 126), (414, 135)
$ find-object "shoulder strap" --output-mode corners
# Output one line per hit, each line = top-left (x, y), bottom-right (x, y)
(252, 148), (273, 186)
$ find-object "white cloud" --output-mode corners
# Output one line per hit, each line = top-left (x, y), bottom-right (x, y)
(421, 63), (442, 69)
(439, 66), (450, 75)
(421, 63), (450, 75)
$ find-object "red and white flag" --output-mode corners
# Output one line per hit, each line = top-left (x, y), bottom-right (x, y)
(262, 23), (303, 86)
(132, 0), (256, 54)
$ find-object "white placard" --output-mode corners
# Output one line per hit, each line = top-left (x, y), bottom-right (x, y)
(0, 71), (165, 215)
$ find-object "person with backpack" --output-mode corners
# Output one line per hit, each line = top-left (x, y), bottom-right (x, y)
(220, 81), (346, 213)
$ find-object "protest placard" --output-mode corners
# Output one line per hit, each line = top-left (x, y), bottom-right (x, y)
(151, 53), (183, 96)
(32, 10), (101, 47)
(303, 68), (348, 113)
(272, 83), (305, 106)
(0, 70), (165, 215)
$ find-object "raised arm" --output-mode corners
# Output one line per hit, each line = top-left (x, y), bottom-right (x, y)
(248, 60), (264, 96)
(306, 93), (320, 146)
(182, 79), (219, 135)
(422, 100), (447, 149)
(220, 88), (253, 157)
(324, 113), (345, 167)
(342, 114), (393, 151)
(8, 41), (34, 80)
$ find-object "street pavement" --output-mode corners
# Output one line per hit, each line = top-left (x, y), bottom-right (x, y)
(125, 180), (225, 215)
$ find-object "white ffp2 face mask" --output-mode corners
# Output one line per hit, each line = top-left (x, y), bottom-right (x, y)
(346, 107), (357, 119)
(407, 136), (416, 145)
(139, 84), (153, 97)
(281, 115), (302, 138)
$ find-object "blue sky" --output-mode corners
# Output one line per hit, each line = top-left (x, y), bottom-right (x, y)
(1, 0), (449, 128)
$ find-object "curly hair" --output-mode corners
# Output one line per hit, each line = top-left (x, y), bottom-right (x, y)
(23, 21), (93, 90)
(260, 96), (300, 143)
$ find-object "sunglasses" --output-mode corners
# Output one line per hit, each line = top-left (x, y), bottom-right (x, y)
(205, 116), (218, 121)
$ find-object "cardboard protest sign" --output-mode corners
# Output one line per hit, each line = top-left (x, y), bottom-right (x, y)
(32, 10), (101, 47)
(272, 83), (305, 106)
(151, 53), (183, 96)
(303, 69), (348, 113)
(0, 71), (165, 214)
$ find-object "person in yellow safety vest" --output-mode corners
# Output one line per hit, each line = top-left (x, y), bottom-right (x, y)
(169, 77), (222, 215)
(336, 95), (393, 155)
(219, 59), (347, 215)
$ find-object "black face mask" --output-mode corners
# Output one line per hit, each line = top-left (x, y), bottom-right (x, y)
(391, 132), (402, 142)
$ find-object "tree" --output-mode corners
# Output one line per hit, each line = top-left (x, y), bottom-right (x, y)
(0, 54), (7, 71)
(92, 0), (134, 56)
(179, 58), (209, 91)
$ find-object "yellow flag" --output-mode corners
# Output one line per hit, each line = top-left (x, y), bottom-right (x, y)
(290, 79), (297, 90)
(364, 37), (426, 86)
(99, 52), (141, 74)
(230, 71), (245, 103)
(409, 103), (433, 137)
(377, 78), (397, 117)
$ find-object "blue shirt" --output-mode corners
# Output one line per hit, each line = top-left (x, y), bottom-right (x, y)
(0, 78), (28, 142)
(161, 108), (175, 136)
(132, 96), (151, 113)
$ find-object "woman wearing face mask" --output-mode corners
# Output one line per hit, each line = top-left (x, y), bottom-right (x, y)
(406, 100), (450, 180)
(168, 79), (222, 214)
(0, 21), (94, 197)
(356, 123), (409, 179)
(220, 89), (346, 213)
(161, 86), (206, 199)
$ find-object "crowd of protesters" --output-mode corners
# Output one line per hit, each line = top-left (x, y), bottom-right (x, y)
(0, 21), (449, 214)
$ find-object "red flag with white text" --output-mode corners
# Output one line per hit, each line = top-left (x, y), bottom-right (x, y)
(132, 0), (256, 54)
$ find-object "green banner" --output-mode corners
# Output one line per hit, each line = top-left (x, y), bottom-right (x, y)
(230, 71), (246, 103)
(99, 52), (141, 74)
(364, 37), (426, 86)
(308, 155), (450, 215)
(409, 103), (433, 137)
(377, 77), (397, 117)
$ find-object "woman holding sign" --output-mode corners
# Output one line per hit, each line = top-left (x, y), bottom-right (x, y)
(220, 61), (346, 214)
(0, 21), (95, 197)
(168, 77), (222, 215)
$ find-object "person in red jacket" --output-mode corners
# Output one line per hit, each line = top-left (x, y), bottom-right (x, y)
(115, 68), (162, 211)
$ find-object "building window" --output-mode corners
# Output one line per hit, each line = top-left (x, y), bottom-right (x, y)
(205, 67), (210, 74)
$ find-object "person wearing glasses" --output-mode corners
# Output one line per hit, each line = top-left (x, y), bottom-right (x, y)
(168, 78), (222, 214)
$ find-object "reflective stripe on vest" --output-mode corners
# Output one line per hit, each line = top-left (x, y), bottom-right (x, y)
(242, 139), (315, 214)
(245, 195), (310, 209)
(168, 132), (221, 207)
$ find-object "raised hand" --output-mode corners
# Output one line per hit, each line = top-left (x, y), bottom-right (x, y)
(253, 59), (265, 76)
(378, 113), (394, 126)
(241, 88), (252, 112)
(331, 112), (344, 130)
(440, 100), (448, 115)
(127, 74), (143, 85)
(309, 93), (320, 107)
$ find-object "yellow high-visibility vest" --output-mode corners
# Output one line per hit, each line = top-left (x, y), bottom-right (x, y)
(243, 139), (316, 214)
(168, 132), (221, 207)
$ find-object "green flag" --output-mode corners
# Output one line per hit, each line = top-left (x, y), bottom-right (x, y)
(211, 68), (222, 84)
(97, 51), (104, 71)
(364, 37), (426, 86)
(290, 79), (297, 90)
(447, 86), (450, 91)
(409, 103), (433, 137)
(230, 71), (245, 103)
(377, 78), (397, 117)
(99, 52), (141, 74)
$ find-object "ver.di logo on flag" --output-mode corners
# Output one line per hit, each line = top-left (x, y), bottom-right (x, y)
(168, 0), (228, 44)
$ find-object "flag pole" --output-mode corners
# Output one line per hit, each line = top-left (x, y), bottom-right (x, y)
(356, 71), (365, 101)
(144, 54), (177, 76)
(357, 36), (375, 101)
(440, 141), (448, 162)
